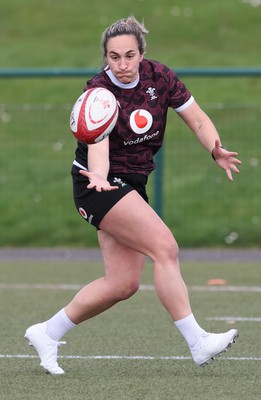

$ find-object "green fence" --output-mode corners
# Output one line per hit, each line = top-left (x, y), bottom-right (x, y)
(1, 67), (261, 78)
(0, 69), (260, 248)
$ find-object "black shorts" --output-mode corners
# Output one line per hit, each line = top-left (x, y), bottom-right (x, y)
(71, 164), (149, 229)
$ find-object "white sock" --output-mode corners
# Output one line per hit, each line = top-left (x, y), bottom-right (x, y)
(174, 313), (207, 348)
(46, 308), (76, 341)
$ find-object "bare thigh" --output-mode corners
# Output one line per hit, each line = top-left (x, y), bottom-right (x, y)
(98, 229), (146, 287)
(99, 190), (178, 262)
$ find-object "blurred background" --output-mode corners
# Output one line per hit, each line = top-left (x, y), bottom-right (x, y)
(0, 0), (260, 248)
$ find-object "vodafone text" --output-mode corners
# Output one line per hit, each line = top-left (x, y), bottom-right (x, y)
(123, 131), (159, 146)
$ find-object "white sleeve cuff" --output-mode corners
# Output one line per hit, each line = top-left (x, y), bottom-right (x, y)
(175, 96), (195, 113)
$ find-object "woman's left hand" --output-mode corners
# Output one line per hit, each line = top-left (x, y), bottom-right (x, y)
(212, 140), (242, 182)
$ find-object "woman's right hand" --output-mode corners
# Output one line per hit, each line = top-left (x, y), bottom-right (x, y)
(79, 170), (119, 192)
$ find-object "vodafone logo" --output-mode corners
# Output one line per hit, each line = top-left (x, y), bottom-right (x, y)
(79, 207), (87, 219)
(79, 207), (94, 224)
(130, 109), (153, 134)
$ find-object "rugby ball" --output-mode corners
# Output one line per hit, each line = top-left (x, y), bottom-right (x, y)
(70, 87), (119, 144)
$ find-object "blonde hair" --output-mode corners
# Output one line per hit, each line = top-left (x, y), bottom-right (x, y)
(101, 16), (149, 64)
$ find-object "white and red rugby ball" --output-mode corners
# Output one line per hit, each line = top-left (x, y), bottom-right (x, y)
(70, 87), (119, 144)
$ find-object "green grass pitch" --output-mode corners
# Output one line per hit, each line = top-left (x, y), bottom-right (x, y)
(0, 258), (260, 400)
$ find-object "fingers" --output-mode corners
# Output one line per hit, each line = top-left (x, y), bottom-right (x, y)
(89, 185), (119, 192)
(227, 151), (238, 157)
(80, 170), (119, 192)
(107, 186), (119, 191)
(226, 163), (241, 182)
(226, 169), (233, 182)
(86, 181), (119, 191)
(230, 164), (240, 174)
(231, 157), (242, 165)
(214, 139), (221, 149)
(79, 169), (90, 177)
(215, 146), (242, 182)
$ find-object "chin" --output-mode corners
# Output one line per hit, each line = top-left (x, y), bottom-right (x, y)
(121, 78), (132, 84)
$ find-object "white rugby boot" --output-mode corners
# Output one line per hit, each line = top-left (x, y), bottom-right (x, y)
(190, 329), (239, 367)
(24, 322), (66, 374)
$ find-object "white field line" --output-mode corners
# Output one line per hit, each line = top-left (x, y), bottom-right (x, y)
(1, 354), (261, 362)
(206, 317), (261, 322)
(0, 283), (84, 290)
(189, 285), (261, 293)
(1, 283), (261, 292)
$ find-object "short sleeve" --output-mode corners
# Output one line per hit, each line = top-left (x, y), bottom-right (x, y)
(167, 68), (193, 111)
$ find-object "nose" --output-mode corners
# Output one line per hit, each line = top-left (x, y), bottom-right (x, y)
(119, 58), (128, 70)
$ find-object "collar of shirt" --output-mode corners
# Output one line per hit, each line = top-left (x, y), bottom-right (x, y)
(105, 67), (140, 89)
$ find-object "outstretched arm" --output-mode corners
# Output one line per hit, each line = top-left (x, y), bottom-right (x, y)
(178, 101), (241, 181)
(79, 137), (118, 192)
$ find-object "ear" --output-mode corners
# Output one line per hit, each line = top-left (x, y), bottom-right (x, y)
(140, 53), (144, 62)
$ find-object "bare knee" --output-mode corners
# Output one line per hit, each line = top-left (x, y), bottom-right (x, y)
(108, 278), (140, 302)
(153, 230), (179, 265)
